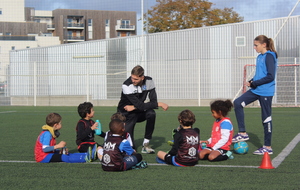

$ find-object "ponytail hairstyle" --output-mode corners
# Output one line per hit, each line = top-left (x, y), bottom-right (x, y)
(210, 99), (233, 117)
(254, 35), (278, 58)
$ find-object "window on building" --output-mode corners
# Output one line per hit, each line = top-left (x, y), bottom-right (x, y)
(26, 46), (30, 48)
(117, 32), (121, 37)
(34, 19), (40, 23)
(236, 36), (246, 46)
(105, 31), (110, 39)
(0, 8), (2, 15)
(88, 19), (93, 39)
(88, 31), (92, 39)
(105, 20), (110, 39)
(88, 19), (93, 26)
(68, 31), (72, 39)
(127, 32), (131, 36)
(121, 20), (130, 26)
(11, 46), (15, 50)
(6, 32), (11, 36)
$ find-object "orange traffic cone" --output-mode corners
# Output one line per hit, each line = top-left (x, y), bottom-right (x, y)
(259, 152), (275, 169)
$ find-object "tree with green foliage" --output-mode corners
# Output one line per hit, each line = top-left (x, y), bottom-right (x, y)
(144, 0), (244, 33)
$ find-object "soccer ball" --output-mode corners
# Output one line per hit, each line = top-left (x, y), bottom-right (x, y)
(233, 142), (249, 154)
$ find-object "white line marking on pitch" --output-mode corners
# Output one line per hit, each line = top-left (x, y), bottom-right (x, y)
(0, 160), (258, 168)
(1, 133), (298, 168)
(0, 111), (16, 114)
(272, 133), (300, 168)
(148, 163), (258, 168)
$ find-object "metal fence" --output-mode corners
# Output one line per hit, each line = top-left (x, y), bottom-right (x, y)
(2, 15), (300, 106)
(1, 57), (299, 107)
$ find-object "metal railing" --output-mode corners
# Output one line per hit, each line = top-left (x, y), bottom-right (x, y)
(115, 24), (135, 30)
(0, 36), (35, 41)
(67, 23), (84, 28)
(66, 36), (84, 40)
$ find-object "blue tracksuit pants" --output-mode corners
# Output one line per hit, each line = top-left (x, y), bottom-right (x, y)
(234, 90), (273, 146)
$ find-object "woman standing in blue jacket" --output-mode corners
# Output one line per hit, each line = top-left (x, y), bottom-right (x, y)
(232, 35), (278, 155)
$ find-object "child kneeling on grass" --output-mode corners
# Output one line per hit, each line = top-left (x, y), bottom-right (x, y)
(100, 119), (147, 171)
(34, 113), (91, 163)
(199, 99), (234, 161)
(156, 110), (200, 167)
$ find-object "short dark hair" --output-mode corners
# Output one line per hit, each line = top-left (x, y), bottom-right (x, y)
(109, 119), (124, 135)
(77, 102), (93, 118)
(131, 65), (144, 77)
(110, 112), (126, 122)
(178, 109), (196, 127)
(46, 113), (62, 127)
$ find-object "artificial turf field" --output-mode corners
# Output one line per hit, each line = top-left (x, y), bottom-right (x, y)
(0, 106), (299, 190)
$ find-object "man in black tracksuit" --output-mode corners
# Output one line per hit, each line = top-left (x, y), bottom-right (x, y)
(117, 65), (169, 153)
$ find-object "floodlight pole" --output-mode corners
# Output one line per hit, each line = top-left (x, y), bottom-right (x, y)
(141, 0), (144, 35)
(141, 0), (145, 68)
(274, 0), (300, 40)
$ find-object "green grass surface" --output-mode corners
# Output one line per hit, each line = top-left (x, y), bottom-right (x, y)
(0, 106), (299, 189)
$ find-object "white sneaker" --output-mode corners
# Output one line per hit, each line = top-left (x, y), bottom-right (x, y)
(141, 143), (155, 154)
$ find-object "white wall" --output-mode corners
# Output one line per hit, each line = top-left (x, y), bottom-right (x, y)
(0, 0), (25, 22)
(36, 36), (60, 47)
(0, 36), (60, 82)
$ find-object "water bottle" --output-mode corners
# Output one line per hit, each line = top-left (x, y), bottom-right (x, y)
(201, 142), (207, 149)
(95, 119), (102, 135)
(226, 150), (234, 159)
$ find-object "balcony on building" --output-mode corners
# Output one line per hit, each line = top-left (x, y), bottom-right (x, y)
(115, 24), (135, 31)
(66, 16), (84, 29)
(47, 24), (55, 30)
(66, 35), (84, 42)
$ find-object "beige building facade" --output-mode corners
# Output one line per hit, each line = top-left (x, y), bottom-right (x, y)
(0, 0), (25, 22)
(0, 0), (60, 82)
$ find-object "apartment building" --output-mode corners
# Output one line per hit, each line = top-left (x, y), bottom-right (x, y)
(26, 8), (137, 43)
(0, 0), (136, 83)
(0, 0), (60, 83)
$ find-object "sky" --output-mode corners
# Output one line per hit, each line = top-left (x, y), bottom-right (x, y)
(24, 0), (300, 35)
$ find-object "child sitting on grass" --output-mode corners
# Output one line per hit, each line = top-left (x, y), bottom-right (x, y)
(34, 113), (91, 163)
(96, 112), (134, 161)
(199, 99), (234, 161)
(76, 102), (105, 161)
(156, 109), (200, 167)
(100, 119), (147, 171)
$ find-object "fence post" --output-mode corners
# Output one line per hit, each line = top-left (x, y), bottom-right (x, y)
(34, 61), (37, 106)
(198, 59), (201, 106)
(295, 58), (298, 106)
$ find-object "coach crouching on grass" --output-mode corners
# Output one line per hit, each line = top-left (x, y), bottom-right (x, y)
(117, 65), (169, 154)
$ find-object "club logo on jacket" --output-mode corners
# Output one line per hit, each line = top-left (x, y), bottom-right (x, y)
(103, 142), (116, 151)
(103, 154), (111, 164)
(186, 136), (198, 145)
(188, 147), (197, 157)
